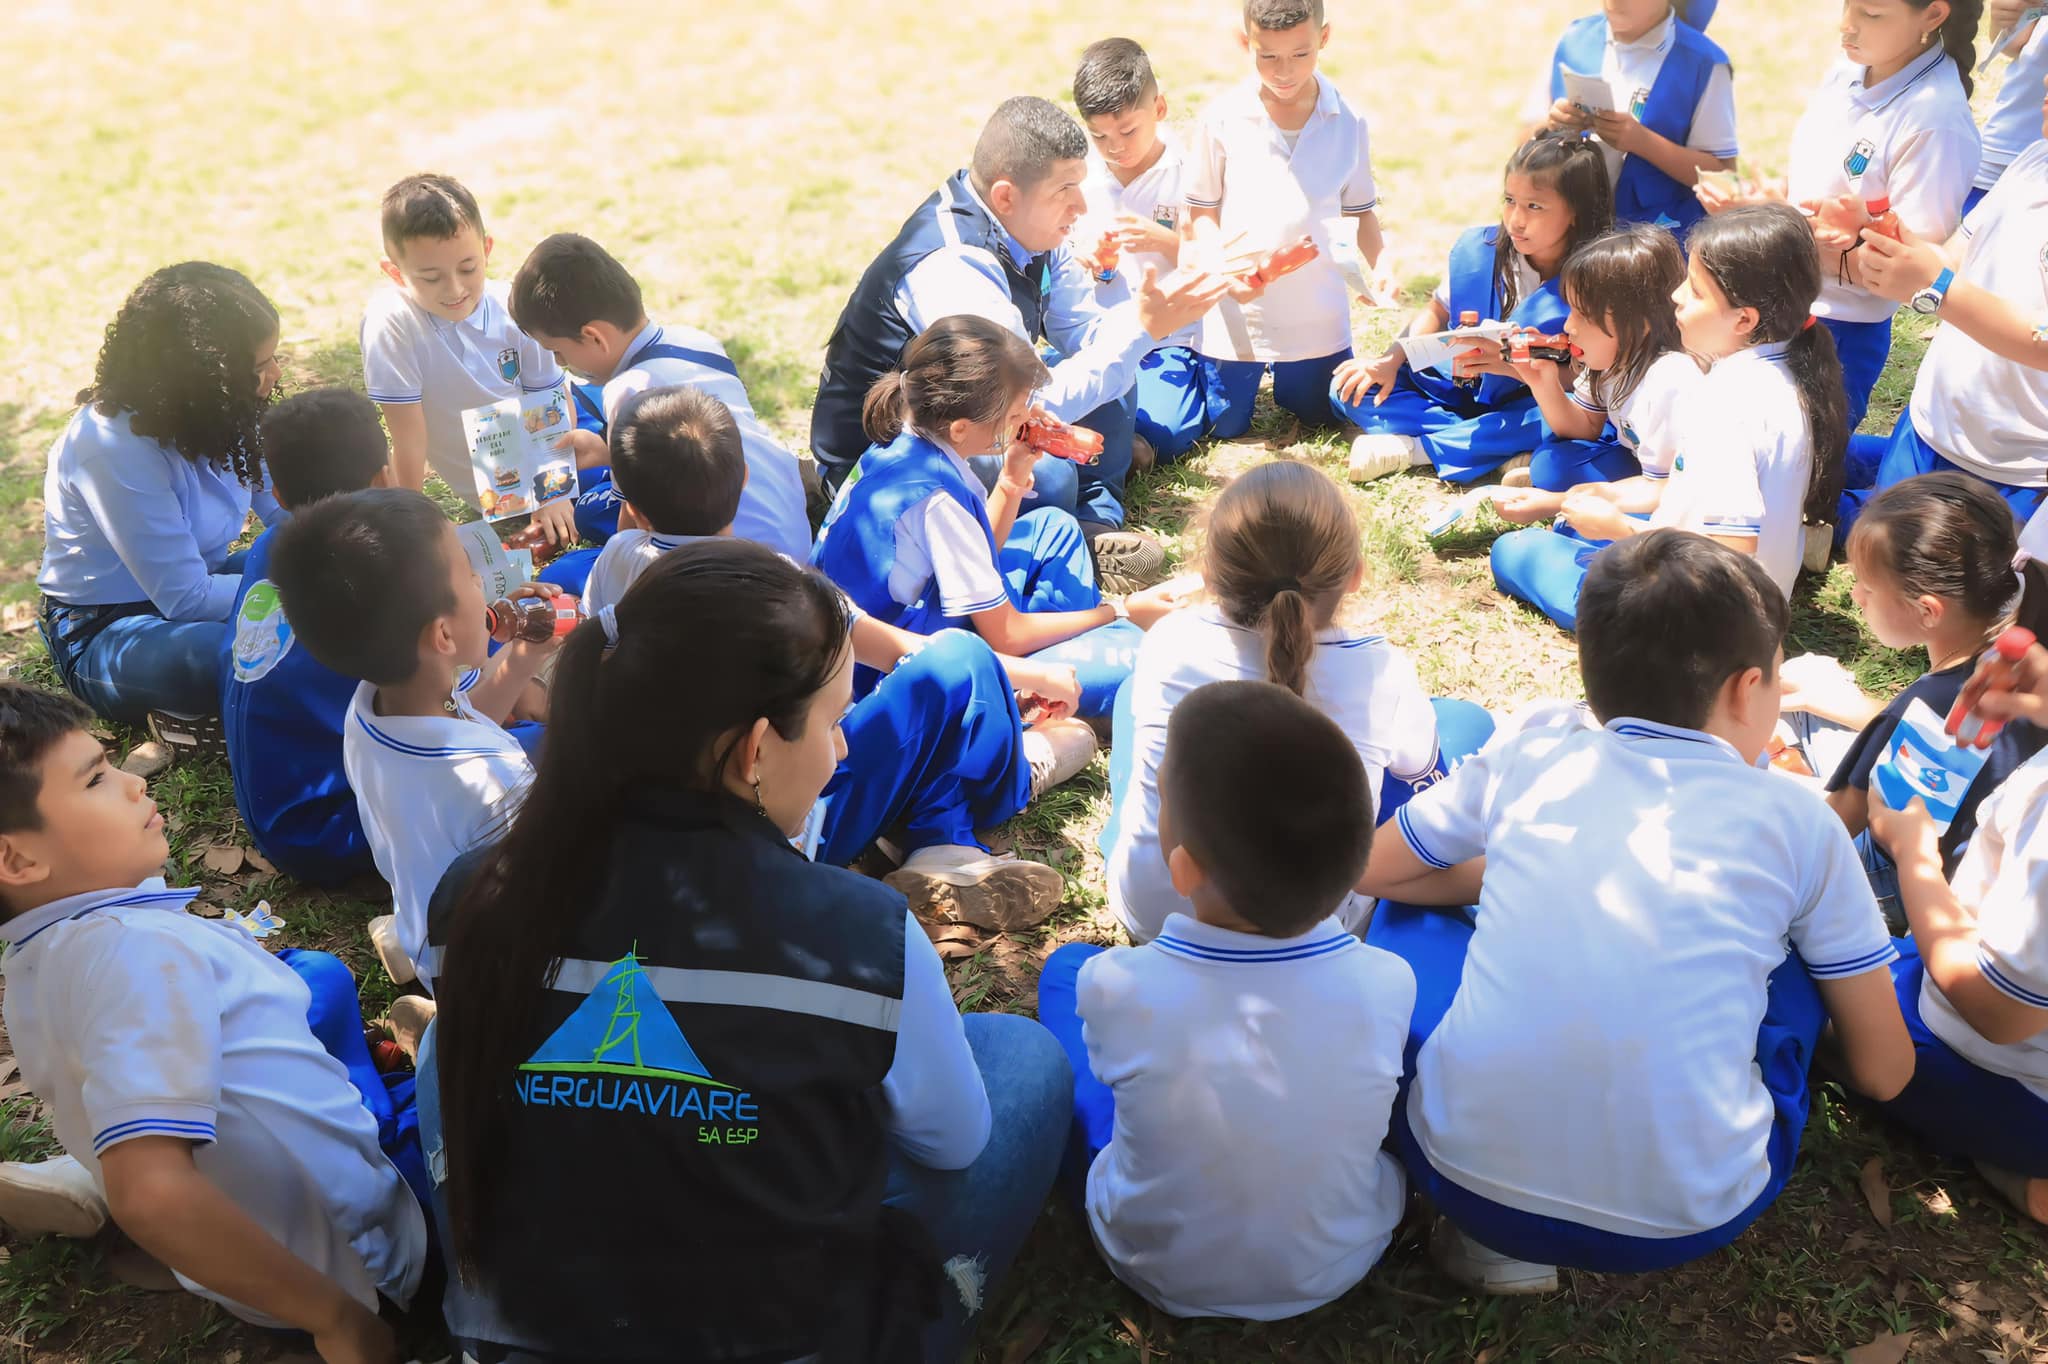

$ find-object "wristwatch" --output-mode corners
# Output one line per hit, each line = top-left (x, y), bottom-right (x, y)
(1909, 267), (1955, 316)
(1108, 598), (1130, 621)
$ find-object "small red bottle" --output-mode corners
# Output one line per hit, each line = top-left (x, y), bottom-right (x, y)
(1456, 310), (1484, 390)
(1093, 230), (1121, 283)
(1864, 196), (1901, 241)
(1245, 235), (1319, 287)
(486, 594), (581, 645)
(1946, 627), (2037, 748)
(1018, 415), (1105, 464)
(501, 521), (564, 567)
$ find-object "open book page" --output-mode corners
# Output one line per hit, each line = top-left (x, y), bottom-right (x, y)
(463, 382), (580, 523)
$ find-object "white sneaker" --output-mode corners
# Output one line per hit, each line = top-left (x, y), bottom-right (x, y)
(367, 914), (418, 986)
(1497, 453), (1534, 488)
(1802, 521), (1835, 574)
(1348, 433), (1429, 483)
(1022, 718), (1099, 799)
(385, 995), (438, 1060)
(0, 1155), (108, 1239)
(1429, 1215), (1559, 1295)
(885, 845), (1066, 932)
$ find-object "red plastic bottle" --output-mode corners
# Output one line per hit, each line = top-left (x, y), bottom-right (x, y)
(1019, 415), (1105, 464)
(1947, 627), (2037, 748)
(1093, 230), (1121, 283)
(1456, 310), (1484, 390)
(1245, 235), (1319, 287)
(1864, 196), (1901, 241)
(486, 594), (581, 645)
(501, 521), (565, 567)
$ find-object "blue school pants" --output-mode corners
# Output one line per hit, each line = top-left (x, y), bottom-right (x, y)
(1333, 378), (1551, 485)
(1961, 185), (1990, 219)
(1000, 506), (1142, 718)
(279, 949), (432, 1216)
(1134, 346), (1207, 461)
(536, 546), (601, 600)
(1366, 902), (1823, 1271)
(571, 466), (622, 545)
(1873, 939), (2048, 1177)
(1838, 411), (2048, 537)
(1529, 437), (1642, 492)
(814, 630), (1030, 865)
(1821, 316), (1892, 437)
(1490, 524), (1608, 633)
(1202, 349), (1351, 440)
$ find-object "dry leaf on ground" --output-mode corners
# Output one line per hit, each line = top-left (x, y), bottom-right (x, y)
(1843, 1329), (1915, 1364)
(1860, 1156), (1894, 1228)
(200, 845), (245, 875)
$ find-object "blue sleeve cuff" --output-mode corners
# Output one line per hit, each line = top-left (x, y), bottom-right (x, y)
(1396, 803), (1455, 870)
(1805, 942), (1900, 979)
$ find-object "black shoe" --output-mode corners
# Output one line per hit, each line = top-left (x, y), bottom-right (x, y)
(1082, 525), (1168, 594)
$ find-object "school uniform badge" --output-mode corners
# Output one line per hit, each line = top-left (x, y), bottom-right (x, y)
(1843, 139), (1876, 179)
(497, 347), (521, 383)
(230, 580), (296, 683)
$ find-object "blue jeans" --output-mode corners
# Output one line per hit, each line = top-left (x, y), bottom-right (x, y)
(1202, 349), (1350, 439)
(884, 1012), (1072, 1363)
(40, 546), (251, 725)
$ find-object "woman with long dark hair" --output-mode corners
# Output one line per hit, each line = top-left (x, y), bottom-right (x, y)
(420, 539), (1072, 1363)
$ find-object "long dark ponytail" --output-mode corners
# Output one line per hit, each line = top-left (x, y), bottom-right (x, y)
(1909, 0), (1984, 98)
(434, 540), (852, 1283)
(1495, 132), (1614, 314)
(1687, 204), (1849, 525)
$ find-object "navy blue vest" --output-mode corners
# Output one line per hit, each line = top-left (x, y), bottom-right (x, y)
(1412, 225), (1571, 411)
(810, 171), (1050, 482)
(427, 789), (928, 1361)
(1552, 16), (1730, 238)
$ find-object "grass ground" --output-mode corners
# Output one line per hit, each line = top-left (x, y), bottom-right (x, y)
(0, 2), (2042, 1360)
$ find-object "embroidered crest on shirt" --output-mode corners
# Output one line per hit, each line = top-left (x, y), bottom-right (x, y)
(230, 581), (296, 683)
(223, 900), (285, 938)
(1629, 87), (1650, 120)
(1843, 138), (1876, 179)
(497, 347), (521, 383)
(515, 947), (761, 1144)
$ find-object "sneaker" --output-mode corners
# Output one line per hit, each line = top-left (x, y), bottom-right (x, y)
(1802, 522), (1835, 574)
(1428, 1215), (1559, 1295)
(885, 845), (1066, 933)
(0, 1155), (108, 1239)
(367, 914), (418, 986)
(1497, 454), (1534, 488)
(1089, 530), (1168, 595)
(1348, 433), (1429, 484)
(1129, 433), (1158, 477)
(385, 995), (438, 1061)
(1023, 718), (1098, 798)
(145, 710), (227, 764)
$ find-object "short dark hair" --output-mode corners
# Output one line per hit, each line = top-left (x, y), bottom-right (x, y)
(611, 387), (746, 536)
(0, 685), (94, 837)
(1073, 38), (1159, 119)
(260, 388), (389, 509)
(1577, 530), (1788, 731)
(508, 233), (645, 340)
(1244, 0), (1323, 30)
(1160, 680), (1373, 937)
(970, 97), (1088, 195)
(269, 489), (459, 686)
(380, 173), (486, 258)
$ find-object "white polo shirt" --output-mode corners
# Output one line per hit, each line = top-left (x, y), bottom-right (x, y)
(342, 678), (533, 987)
(1787, 46), (1981, 325)
(1519, 13), (1739, 187)
(599, 323), (813, 560)
(0, 882), (427, 1324)
(1394, 713), (1896, 1238)
(1651, 342), (1809, 598)
(1918, 746), (2048, 1097)
(1186, 76), (1378, 362)
(1569, 350), (1705, 479)
(1909, 140), (2048, 489)
(1976, 20), (2048, 190)
(581, 529), (706, 617)
(360, 281), (563, 503)
(1078, 913), (1413, 1319)
(1079, 136), (1198, 352)
(1108, 605), (1439, 943)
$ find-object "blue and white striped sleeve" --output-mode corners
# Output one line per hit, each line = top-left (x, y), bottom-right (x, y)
(1342, 111), (1379, 215)
(1792, 817), (1899, 981)
(916, 496), (1009, 620)
(1391, 734), (1500, 872)
(360, 295), (425, 406)
(70, 926), (223, 1155)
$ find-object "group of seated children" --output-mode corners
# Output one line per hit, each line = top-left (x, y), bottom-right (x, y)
(8, 0), (2048, 1356)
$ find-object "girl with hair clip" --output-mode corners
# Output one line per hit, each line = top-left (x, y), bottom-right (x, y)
(1528, 0), (1737, 241)
(420, 541), (1074, 1364)
(1487, 224), (1705, 630)
(812, 315), (1192, 719)
(1335, 133), (1615, 485)
(1698, 0), (1983, 434)
(1559, 204), (1849, 605)
(1779, 475), (2048, 896)
(37, 262), (285, 732)
(1102, 460), (1494, 943)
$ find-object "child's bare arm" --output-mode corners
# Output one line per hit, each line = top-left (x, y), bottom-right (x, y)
(1815, 968), (1914, 1101)
(1356, 826), (1484, 907)
(1349, 208), (1386, 271)
(376, 402), (429, 492)
(1826, 783), (1870, 838)
(969, 599), (1116, 658)
(99, 1137), (397, 1364)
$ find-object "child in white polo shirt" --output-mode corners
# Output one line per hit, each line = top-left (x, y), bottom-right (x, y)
(1039, 678), (1412, 1320)
(1362, 530), (1913, 1293)
(508, 232), (813, 561)
(1184, 0), (1386, 439)
(269, 489), (561, 990)
(361, 173), (588, 552)
(0, 683), (427, 1350)
(1071, 39), (1206, 464)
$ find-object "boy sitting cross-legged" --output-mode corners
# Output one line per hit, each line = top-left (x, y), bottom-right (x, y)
(1037, 679), (1415, 1320)
(0, 683), (427, 1356)
(1362, 529), (1914, 1293)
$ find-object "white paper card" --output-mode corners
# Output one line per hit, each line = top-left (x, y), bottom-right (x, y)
(462, 382), (580, 524)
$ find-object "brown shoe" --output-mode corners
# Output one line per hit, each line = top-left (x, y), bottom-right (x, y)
(1130, 433), (1157, 477)
(886, 846), (1066, 933)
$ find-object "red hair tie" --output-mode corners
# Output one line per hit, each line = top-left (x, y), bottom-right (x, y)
(1802, 315), (1818, 330)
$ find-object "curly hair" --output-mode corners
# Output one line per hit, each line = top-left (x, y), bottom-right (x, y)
(80, 262), (280, 487)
